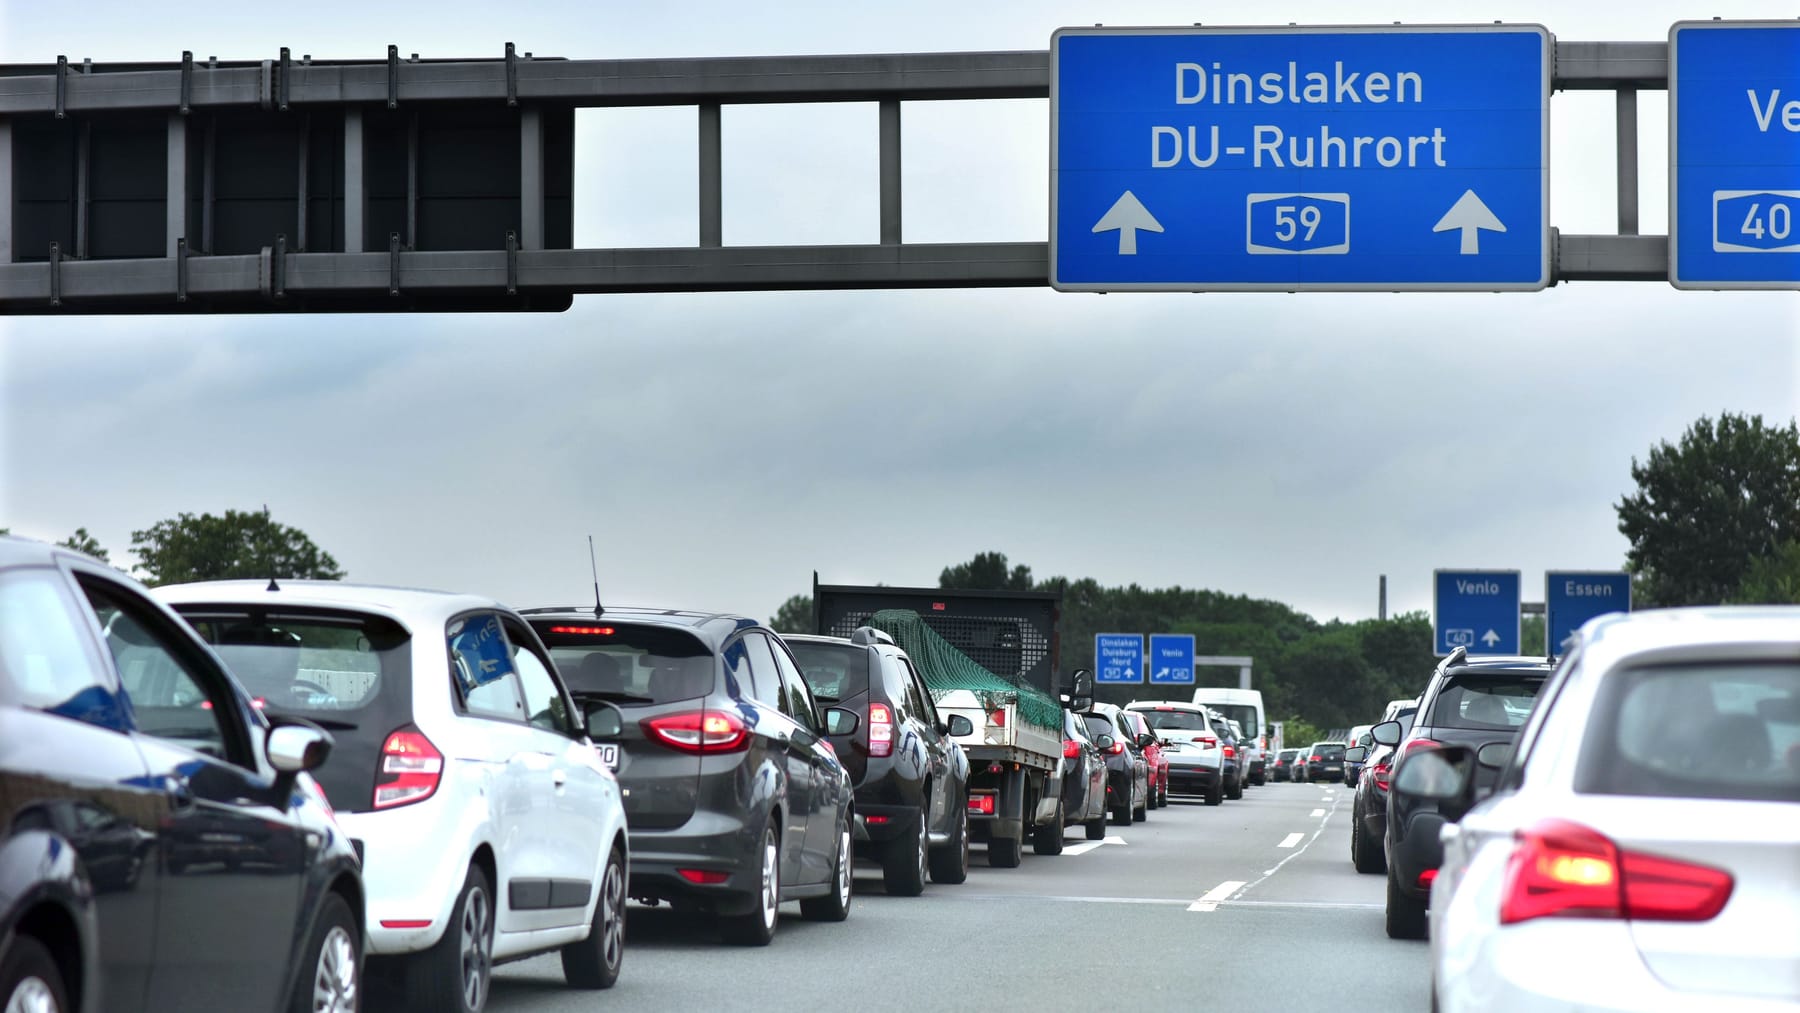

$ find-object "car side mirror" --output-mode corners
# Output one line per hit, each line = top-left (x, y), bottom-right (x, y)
(582, 699), (625, 740)
(946, 714), (975, 737)
(1067, 695), (1093, 714)
(1370, 720), (1403, 747)
(1070, 668), (1094, 698)
(1392, 745), (1475, 801)
(1475, 741), (1511, 770)
(1344, 745), (1368, 764)
(268, 723), (333, 774)
(1137, 734), (1155, 749)
(825, 707), (860, 736)
(1095, 734), (1116, 751)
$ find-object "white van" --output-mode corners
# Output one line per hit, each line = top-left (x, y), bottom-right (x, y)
(1190, 688), (1268, 785)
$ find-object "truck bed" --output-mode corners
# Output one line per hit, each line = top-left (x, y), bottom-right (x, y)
(934, 690), (1063, 768)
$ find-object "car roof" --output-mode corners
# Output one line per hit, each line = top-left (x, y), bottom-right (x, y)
(1126, 700), (1205, 711)
(1574, 605), (1800, 671)
(151, 579), (508, 631)
(1442, 656), (1557, 677)
(518, 604), (759, 650)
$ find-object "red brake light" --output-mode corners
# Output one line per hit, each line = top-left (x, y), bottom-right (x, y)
(866, 815), (891, 825)
(868, 702), (894, 758)
(549, 625), (615, 635)
(677, 868), (729, 885)
(1063, 739), (1082, 759)
(1499, 820), (1734, 926)
(643, 711), (749, 754)
(1373, 761), (1393, 793)
(989, 708), (1007, 728)
(1419, 869), (1438, 889)
(1199, 736), (1217, 748)
(968, 793), (996, 815)
(1310, 754), (1321, 762)
(1222, 746), (1234, 758)
(380, 919), (433, 929)
(374, 727), (443, 810)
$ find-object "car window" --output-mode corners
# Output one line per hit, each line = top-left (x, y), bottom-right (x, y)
(80, 577), (247, 766)
(1314, 743), (1345, 759)
(900, 657), (939, 726)
(535, 621), (716, 707)
(505, 621), (574, 736)
(0, 567), (124, 731)
(1136, 708), (1209, 731)
(1576, 661), (1800, 803)
(181, 608), (407, 718)
(1429, 673), (1543, 730)
(785, 640), (870, 702)
(1499, 651), (1576, 791)
(448, 612), (525, 722)
(735, 633), (788, 710)
(1082, 713), (1114, 741)
(768, 637), (821, 731)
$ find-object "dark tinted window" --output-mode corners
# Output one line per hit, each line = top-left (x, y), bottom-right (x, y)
(536, 622), (714, 706)
(1136, 708), (1209, 731)
(182, 609), (407, 717)
(1577, 662), (1800, 803)
(1082, 714), (1114, 741)
(786, 640), (869, 702)
(1208, 704), (1260, 739)
(1429, 672), (1544, 730)
(1278, 750), (1297, 761)
(1312, 743), (1345, 759)
(767, 638), (819, 730)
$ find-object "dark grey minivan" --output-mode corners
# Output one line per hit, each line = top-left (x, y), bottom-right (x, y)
(523, 607), (855, 946)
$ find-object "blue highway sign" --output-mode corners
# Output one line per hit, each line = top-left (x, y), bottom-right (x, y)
(1670, 21), (1800, 290)
(1433, 570), (1521, 656)
(1545, 571), (1631, 655)
(1095, 633), (1144, 684)
(1148, 634), (1196, 685)
(1051, 25), (1550, 292)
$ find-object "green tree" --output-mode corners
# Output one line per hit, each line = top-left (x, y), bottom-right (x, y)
(939, 551), (1033, 591)
(1617, 413), (1800, 607)
(130, 508), (344, 586)
(1733, 539), (1800, 604)
(58, 527), (110, 563)
(768, 594), (813, 634)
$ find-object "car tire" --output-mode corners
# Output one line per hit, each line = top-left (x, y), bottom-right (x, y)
(1132, 793), (1147, 822)
(1158, 781), (1169, 807)
(403, 864), (493, 1013)
(801, 815), (853, 922)
(1033, 799), (1065, 856)
(1085, 814), (1107, 840)
(291, 892), (360, 1013)
(562, 845), (626, 988)
(1353, 815), (1386, 876)
(1, 935), (69, 1013)
(881, 807), (929, 897)
(1385, 867), (1428, 940)
(929, 800), (970, 885)
(720, 820), (782, 946)
(1226, 776), (1243, 801)
(987, 830), (1022, 868)
(1205, 781), (1223, 806)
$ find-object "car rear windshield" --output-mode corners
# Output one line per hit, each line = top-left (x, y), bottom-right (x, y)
(1577, 661), (1800, 804)
(786, 641), (870, 702)
(1429, 673), (1544, 730)
(1313, 743), (1345, 759)
(1136, 708), (1209, 731)
(1278, 750), (1296, 760)
(1082, 714), (1115, 741)
(535, 622), (714, 706)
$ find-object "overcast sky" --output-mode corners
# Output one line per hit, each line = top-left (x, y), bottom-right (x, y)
(2, 0), (1796, 627)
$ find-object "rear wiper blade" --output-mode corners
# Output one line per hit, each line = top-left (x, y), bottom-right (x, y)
(571, 689), (657, 705)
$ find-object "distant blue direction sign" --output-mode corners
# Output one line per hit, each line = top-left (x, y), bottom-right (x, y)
(1050, 25), (1550, 292)
(1545, 571), (1631, 655)
(1148, 634), (1196, 685)
(1670, 21), (1800, 290)
(1095, 633), (1144, 684)
(1433, 570), (1521, 656)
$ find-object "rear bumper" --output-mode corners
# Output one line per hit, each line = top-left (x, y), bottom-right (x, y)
(1387, 806), (1446, 901)
(625, 812), (763, 912)
(852, 803), (919, 847)
(1166, 767), (1220, 794)
(1308, 764), (1344, 780)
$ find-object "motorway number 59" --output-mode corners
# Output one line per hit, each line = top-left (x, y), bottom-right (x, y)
(1275, 205), (1322, 243)
(1740, 202), (1792, 242)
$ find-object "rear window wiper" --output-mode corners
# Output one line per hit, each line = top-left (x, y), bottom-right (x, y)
(571, 689), (657, 705)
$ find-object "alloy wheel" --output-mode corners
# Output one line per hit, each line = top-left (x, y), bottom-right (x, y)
(310, 924), (358, 1013)
(601, 855), (625, 973)
(460, 884), (492, 1011)
(758, 832), (779, 931)
(836, 827), (852, 908)
(4, 978), (56, 1013)
(915, 811), (929, 883)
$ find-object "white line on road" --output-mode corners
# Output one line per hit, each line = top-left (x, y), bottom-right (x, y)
(1226, 792), (1343, 902)
(1187, 879), (1246, 912)
(1061, 835), (1129, 857)
(1309, 808), (1325, 818)
(1278, 832), (1304, 848)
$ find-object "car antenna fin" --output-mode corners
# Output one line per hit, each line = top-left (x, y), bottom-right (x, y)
(588, 534), (605, 617)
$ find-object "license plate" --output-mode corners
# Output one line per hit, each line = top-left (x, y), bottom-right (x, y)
(596, 743), (620, 771)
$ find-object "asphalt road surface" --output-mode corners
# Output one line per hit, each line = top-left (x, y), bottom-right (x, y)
(484, 779), (1431, 1012)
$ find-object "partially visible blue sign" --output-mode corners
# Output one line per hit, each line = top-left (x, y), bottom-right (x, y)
(1095, 633), (1144, 684)
(1148, 634), (1196, 685)
(1050, 25), (1551, 291)
(1670, 21), (1800, 289)
(450, 614), (515, 692)
(1545, 571), (1631, 655)
(1433, 570), (1521, 656)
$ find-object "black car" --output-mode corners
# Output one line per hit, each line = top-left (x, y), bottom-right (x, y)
(1303, 741), (1346, 782)
(1378, 649), (1553, 939)
(781, 629), (973, 894)
(0, 536), (362, 1013)
(1060, 708), (1110, 841)
(525, 607), (855, 946)
(1271, 748), (1298, 782)
(1082, 703), (1148, 825)
(1348, 701), (1419, 875)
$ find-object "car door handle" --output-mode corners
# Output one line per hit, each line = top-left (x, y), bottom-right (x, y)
(552, 769), (568, 791)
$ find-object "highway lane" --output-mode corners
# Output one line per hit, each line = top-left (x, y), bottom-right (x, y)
(485, 779), (1430, 1012)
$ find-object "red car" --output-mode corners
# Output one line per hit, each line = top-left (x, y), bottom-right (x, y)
(1120, 710), (1169, 808)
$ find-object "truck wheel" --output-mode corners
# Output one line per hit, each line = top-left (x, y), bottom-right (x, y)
(929, 802), (969, 885)
(1085, 814), (1107, 840)
(881, 808), (928, 897)
(987, 830), (1022, 868)
(1032, 800), (1065, 856)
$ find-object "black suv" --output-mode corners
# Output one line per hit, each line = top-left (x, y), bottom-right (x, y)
(1378, 649), (1553, 939)
(525, 607), (855, 946)
(781, 629), (973, 895)
(0, 536), (362, 1013)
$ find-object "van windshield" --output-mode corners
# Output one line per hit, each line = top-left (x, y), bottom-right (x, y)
(1205, 703), (1260, 739)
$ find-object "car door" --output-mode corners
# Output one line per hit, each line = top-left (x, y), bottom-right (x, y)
(898, 656), (953, 834)
(503, 616), (610, 930)
(741, 633), (813, 888)
(75, 569), (300, 1013)
(767, 634), (838, 886)
(0, 561), (162, 1013)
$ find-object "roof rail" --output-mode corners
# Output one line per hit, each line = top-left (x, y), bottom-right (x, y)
(849, 626), (895, 647)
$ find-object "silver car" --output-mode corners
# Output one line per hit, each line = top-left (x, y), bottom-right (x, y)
(1421, 606), (1800, 1012)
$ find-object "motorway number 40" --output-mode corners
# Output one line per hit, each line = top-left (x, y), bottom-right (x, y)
(1740, 202), (1792, 241)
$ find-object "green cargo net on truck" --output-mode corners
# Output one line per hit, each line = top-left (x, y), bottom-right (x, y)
(867, 609), (1062, 730)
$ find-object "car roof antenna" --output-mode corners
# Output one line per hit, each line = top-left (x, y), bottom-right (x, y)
(587, 534), (605, 617)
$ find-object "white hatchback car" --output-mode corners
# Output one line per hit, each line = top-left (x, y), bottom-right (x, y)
(155, 581), (629, 1013)
(1417, 606), (1800, 1013)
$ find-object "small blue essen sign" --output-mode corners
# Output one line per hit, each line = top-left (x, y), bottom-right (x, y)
(1095, 633), (1144, 683)
(1670, 21), (1800, 289)
(1148, 634), (1196, 685)
(1051, 25), (1550, 291)
(1545, 571), (1631, 655)
(1433, 569), (1521, 656)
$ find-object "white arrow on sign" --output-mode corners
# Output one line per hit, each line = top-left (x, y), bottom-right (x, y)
(1093, 190), (1164, 255)
(1154, 667), (1170, 681)
(1481, 629), (1501, 647)
(1432, 189), (1506, 254)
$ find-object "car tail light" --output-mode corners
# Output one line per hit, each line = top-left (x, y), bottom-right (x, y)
(1063, 739), (1082, 759)
(868, 702), (894, 758)
(1373, 760), (1394, 793)
(968, 794), (996, 815)
(1199, 736), (1217, 748)
(374, 727), (443, 809)
(1106, 740), (1126, 756)
(866, 815), (891, 825)
(1398, 738), (1443, 760)
(1419, 869), (1437, 888)
(643, 711), (749, 754)
(379, 919), (433, 929)
(990, 708), (1007, 728)
(1499, 820), (1734, 926)
(548, 625), (615, 635)
(677, 868), (729, 885)
(1310, 754), (1321, 762)
(1223, 746), (1235, 758)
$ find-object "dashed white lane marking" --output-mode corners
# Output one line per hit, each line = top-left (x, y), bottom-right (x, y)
(1187, 879), (1246, 912)
(1061, 836), (1128, 857)
(1309, 808), (1325, 818)
(1278, 832), (1304, 849)
(1233, 792), (1343, 897)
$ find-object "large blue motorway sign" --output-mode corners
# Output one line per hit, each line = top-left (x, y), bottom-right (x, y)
(1095, 633), (1144, 684)
(1050, 25), (1550, 292)
(1545, 571), (1631, 655)
(1433, 570), (1521, 656)
(1148, 634), (1196, 685)
(1669, 21), (1800, 290)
